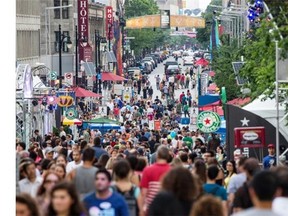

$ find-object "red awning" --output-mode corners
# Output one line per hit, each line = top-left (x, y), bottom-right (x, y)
(209, 71), (215, 76)
(73, 87), (102, 98)
(207, 83), (217, 91)
(101, 72), (127, 81)
(199, 105), (224, 116)
(228, 97), (251, 106)
(195, 58), (209, 66)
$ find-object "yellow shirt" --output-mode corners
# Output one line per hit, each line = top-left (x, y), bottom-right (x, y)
(224, 173), (236, 189)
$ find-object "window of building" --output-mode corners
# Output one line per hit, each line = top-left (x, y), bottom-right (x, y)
(62, 0), (69, 19)
(54, 0), (60, 19)
(54, 31), (70, 53)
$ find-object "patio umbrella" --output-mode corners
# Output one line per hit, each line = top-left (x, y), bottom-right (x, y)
(73, 87), (102, 98)
(101, 72), (127, 81)
(62, 117), (82, 126)
(85, 117), (120, 125)
(195, 58), (209, 66)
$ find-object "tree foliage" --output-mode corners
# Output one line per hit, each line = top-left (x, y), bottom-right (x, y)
(196, 0), (222, 47)
(211, 36), (241, 101)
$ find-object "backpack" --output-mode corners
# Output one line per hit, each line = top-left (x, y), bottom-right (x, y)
(111, 185), (138, 216)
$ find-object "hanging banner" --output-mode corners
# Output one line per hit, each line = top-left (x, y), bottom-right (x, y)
(106, 6), (114, 40)
(78, 0), (89, 62)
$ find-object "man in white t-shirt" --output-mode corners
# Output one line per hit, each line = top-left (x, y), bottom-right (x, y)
(66, 149), (83, 174)
(272, 166), (288, 216)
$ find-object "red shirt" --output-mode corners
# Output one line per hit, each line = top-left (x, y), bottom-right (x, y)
(113, 107), (120, 116)
(140, 163), (171, 209)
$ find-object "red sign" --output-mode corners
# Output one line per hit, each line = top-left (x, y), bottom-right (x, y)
(78, 0), (89, 62)
(83, 44), (93, 62)
(154, 120), (161, 131)
(106, 6), (114, 40)
(234, 127), (265, 148)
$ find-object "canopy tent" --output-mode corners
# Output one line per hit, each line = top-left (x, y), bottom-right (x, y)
(73, 87), (102, 98)
(242, 95), (288, 142)
(207, 83), (217, 91)
(101, 72), (127, 81)
(62, 117), (82, 126)
(195, 58), (209, 66)
(199, 101), (224, 116)
(84, 117), (120, 124)
(198, 94), (220, 106)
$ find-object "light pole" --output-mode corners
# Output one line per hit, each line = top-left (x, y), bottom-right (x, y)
(94, 30), (107, 93)
(275, 40), (280, 165)
(58, 24), (72, 89)
(45, 4), (73, 56)
(75, 25), (88, 86)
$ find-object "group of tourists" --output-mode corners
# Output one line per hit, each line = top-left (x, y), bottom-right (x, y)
(16, 129), (288, 216)
(15, 55), (287, 216)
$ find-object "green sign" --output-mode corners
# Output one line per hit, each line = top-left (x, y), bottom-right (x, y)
(50, 71), (57, 80)
(197, 111), (221, 133)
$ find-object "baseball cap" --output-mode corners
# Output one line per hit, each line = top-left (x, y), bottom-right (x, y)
(267, 144), (275, 149)
(44, 147), (54, 154)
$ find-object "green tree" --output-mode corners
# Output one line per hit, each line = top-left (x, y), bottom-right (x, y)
(196, 0), (222, 47)
(124, 0), (159, 18)
(211, 36), (241, 101)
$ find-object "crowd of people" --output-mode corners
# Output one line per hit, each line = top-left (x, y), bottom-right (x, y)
(15, 54), (287, 216)
(16, 125), (287, 216)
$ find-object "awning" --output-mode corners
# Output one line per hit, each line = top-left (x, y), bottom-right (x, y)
(101, 72), (127, 81)
(105, 51), (117, 63)
(198, 95), (220, 106)
(73, 86), (102, 98)
(82, 62), (96, 76)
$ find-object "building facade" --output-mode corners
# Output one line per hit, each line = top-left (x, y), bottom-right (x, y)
(16, 0), (41, 66)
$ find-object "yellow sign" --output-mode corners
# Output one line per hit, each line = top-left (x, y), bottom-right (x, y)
(57, 96), (74, 107)
(126, 15), (205, 29)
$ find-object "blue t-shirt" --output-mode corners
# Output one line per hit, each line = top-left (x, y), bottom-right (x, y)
(203, 183), (227, 200)
(263, 155), (276, 169)
(83, 191), (129, 216)
(92, 146), (109, 160)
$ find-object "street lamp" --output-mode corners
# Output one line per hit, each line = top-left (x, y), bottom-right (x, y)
(45, 4), (73, 56)
(58, 24), (72, 88)
(75, 25), (88, 86)
(94, 30), (107, 93)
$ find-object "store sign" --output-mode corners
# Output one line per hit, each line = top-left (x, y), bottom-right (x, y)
(106, 6), (113, 40)
(197, 111), (221, 133)
(78, 0), (89, 62)
(78, 0), (89, 38)
(234, 127), (265, 148)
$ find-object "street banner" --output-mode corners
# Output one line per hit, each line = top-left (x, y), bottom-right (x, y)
(106, 6), (114, 40)
(78, 0), (89, 62)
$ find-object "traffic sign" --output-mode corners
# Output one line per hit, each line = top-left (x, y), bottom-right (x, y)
(64, 72), (73, 86)
(197, 111), (221, 133)
(50, 71), (57, 80)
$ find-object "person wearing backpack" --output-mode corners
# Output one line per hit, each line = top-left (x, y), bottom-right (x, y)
(111, 159), (142, 216)
(203, 164), (228, 214)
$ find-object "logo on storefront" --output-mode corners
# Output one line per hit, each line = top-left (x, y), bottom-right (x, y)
(197, 111), (221, 133)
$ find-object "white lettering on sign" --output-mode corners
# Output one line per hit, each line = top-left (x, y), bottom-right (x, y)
(78, 0), (88, 38)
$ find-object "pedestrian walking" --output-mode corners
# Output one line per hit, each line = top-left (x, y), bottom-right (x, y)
(47, 181), (87, 216)
(155, 75), (160, 90)
(83, 169), (129, 216)
(140, 145), (171, 215)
